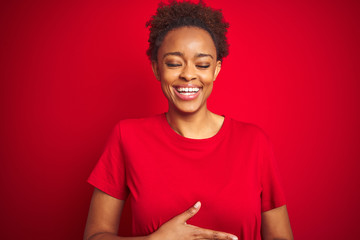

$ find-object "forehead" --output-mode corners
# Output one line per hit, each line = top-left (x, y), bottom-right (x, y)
(159, 26), (217, 56)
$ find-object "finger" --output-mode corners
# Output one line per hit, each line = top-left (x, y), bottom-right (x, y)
(191, 227), (238, 240)
(175, 201), (201, 223)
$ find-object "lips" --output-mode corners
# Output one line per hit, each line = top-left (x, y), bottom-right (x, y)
(173, 85), (202, 100)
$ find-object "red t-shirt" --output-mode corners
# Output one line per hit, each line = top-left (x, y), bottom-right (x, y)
(88, 113), (286, 239)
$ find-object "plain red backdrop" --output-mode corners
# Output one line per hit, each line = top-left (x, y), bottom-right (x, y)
(0, 0), (359, 239)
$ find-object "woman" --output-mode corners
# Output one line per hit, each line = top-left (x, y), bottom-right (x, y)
(84, 1), (293, 239)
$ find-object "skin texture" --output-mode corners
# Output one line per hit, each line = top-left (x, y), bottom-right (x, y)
(152, 27), (221, 116)
(84, 26), (294, 240)
(261, 205), (294, 239)
(152, 26), (224, 139)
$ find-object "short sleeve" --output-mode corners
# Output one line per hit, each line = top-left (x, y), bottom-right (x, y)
(87, 123), (129, 200)
(259, 132), (286, 212)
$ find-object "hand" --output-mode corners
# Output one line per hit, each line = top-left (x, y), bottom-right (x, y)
(149, 201), (238, 240)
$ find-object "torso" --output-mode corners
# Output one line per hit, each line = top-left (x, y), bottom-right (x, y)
(119, 113), (269, 239)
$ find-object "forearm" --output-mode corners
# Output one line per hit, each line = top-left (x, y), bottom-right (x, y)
(87, 232), (150, 240)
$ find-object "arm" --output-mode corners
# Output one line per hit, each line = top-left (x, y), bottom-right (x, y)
(261, 205), (294, 240)
(84, 188), (238, 240)
(84, 188), (148, 240)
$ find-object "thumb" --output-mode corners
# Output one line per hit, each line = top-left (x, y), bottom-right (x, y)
(177, 201), (201, 223)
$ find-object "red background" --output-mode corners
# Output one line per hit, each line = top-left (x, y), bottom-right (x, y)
(1, 0), (359, 239)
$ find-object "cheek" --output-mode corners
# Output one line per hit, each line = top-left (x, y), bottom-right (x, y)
(201, 66), (217, 81)
(160, 79), (174, 97)
(200, 72), (216, 83)
(206, 82), (214, 93)
(160, 81), (170, 92)
(161, 70), (179, 84)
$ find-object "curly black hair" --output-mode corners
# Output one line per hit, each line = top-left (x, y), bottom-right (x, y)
(146, 0), (229, 62)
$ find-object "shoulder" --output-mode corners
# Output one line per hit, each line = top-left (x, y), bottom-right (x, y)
(114, 113), (164, 136)
(227, 117), (270, 141)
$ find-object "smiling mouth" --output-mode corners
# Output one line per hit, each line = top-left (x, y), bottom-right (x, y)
(175, 87), (200, 95)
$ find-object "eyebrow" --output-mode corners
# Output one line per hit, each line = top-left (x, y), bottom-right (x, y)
(162, 52), (213, 59)
(163, 52), (183, 59)
(196, 53), (213, 59)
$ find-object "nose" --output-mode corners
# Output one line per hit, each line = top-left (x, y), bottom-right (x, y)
(179, 64), (197, 81)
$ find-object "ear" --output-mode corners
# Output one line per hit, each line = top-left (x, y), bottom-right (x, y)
(213, 60), (222, 81)
(151, 61), (160, 81)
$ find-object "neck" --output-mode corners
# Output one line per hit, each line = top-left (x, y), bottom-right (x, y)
(166, 106), (224, 139)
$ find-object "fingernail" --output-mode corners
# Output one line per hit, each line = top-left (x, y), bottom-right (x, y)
(232, 236), (238, 240)
(194, 201), (200, 209)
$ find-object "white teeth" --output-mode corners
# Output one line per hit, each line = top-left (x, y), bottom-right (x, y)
(176, 87), (200, 93)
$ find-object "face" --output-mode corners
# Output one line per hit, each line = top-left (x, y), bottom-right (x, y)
(152, 26), (221, 114)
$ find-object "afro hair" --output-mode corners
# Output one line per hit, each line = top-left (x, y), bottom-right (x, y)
(146, 0), (229, 62)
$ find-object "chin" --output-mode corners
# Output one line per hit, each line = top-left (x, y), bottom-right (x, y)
(172, 103), (204, 114)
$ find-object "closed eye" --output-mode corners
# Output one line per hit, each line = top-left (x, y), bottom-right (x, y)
(166, 63), (181, 67)
(197, 65), (210, 69)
